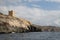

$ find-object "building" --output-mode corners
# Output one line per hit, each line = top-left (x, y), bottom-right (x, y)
(8, 10), (15, 17)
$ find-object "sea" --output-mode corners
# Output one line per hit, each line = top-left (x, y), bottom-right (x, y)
(0, 32), (60, 40)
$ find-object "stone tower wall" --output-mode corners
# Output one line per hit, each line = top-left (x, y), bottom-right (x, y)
(9, 10), (15, 17)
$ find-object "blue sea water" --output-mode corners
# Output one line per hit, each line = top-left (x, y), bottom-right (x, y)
(0, 32), (60, 40)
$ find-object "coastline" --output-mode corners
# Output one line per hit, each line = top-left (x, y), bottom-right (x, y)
(0, 10), (60, 34)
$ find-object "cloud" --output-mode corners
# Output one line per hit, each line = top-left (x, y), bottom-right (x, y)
(26, 0), (60, 2)
(0, 6), (60, 26)
(28, 0), (42, 2)
(31, 4), (41, 8)
(45, 0), (60, 2)
(0, 0), (22, 6)
(0, 0), (60, 6)
(54, 19), (60, 26)
(0, 0), (60, 11)
(0, 0), (21, 3)
(0, 0), (42, 6)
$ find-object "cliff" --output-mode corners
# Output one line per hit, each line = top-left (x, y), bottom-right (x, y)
(0, 12), (31, 33)
(0, 11), (60, 34)
(30, 24), (60, 32)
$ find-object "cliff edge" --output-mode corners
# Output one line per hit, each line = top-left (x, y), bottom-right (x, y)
(0, 10), (60, 33)
(0, 10), (31, 33)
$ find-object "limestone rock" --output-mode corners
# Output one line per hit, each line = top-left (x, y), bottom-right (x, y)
(0, 10), (60, 33)
(31, 24), (60, 32)
(0, 12), (31, 33)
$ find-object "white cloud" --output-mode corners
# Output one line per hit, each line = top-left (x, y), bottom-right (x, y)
(7, 0), (21, 4)
(0, 0), (21, 3)
(28, 0), (41, 2)
(45, 0), (60, 2)
(25, 0), (60, 2)
(0, 0), (60, 5)
(23, 0), (42, 2)
(54, 19), (60, 26)
(0, 6), (60, 26)
(31, 4), (41, 8)
(0, 0), (22, 5)
(0, 0), (42, 5)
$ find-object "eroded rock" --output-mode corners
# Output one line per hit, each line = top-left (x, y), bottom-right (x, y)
(0, 10), (31, 33)
(0, 10), (60, 33)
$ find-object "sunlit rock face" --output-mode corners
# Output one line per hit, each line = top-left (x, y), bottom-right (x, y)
(0, 10), (60, 34)
(0, 10), (31, 33)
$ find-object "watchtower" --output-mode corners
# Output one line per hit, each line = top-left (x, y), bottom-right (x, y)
(8, 10), (15, 17)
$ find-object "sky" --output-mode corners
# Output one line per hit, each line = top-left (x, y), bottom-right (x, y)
(0, 0), (60, 26)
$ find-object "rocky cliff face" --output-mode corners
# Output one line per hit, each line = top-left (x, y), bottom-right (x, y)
(30, 24), (60, 32)
(0, 13), (31, 33)
(0, 12), (60, 33)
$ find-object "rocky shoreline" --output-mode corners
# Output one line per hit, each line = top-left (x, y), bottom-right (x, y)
(30, 24), (60, 32)
(0, 10), (60, 34)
